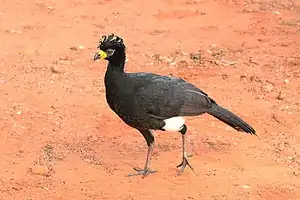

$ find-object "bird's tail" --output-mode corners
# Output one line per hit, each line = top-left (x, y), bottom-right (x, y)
(207, 103), (256, 135)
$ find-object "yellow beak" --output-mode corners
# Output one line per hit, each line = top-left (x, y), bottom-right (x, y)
(93, 50), (107, 61)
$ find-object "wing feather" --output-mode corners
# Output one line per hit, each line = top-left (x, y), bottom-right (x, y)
(131, 73), (213, 119)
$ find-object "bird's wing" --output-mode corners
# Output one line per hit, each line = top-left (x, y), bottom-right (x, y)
(128, 72), (213, 119)
(178, 82), (214, 116)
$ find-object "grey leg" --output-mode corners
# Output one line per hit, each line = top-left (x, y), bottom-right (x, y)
(127, 129), (157, 178)
(177, 124), (195, 175)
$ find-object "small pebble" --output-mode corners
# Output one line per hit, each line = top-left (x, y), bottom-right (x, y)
(288, 156), (293, 160)
(221, 58), (236, 66)
(48, 6), (54, 11)
(29, 165), (51, 176)
(241, 185), (251, 189)
(50, 66), (61, 73)
(176, 60), (189, 68)
(277, 91), (286, 100)
(261, 82), (274, 93)
(70, 46), (78, 51)
(70, 45), (85, 51)
(284, 79), (289, 84)
(78, 45), (85, 50)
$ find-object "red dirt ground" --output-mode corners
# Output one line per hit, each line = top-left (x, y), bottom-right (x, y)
(1, 0), (300, 199)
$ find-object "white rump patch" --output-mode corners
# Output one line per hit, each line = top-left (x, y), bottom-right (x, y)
(162, 116), (185, 132)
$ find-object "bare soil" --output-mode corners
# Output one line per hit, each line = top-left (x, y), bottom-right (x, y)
(1, 0), (300, 199)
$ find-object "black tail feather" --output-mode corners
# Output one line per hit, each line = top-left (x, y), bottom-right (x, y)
(207, 103), (256, 135)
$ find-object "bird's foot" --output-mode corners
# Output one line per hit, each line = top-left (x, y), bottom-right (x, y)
(176, 154), (195, 175)
(126, 167), (157, 178)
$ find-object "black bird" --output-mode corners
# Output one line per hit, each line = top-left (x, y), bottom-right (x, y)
(93, 33), (256, 177)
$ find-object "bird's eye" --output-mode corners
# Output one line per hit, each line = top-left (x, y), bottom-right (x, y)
(106, 49), (115, 56)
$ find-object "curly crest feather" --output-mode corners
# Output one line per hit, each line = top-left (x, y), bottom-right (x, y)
(98, 33), (125, 50)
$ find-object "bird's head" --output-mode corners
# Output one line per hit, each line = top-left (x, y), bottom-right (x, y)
(93, 33), (126, 63)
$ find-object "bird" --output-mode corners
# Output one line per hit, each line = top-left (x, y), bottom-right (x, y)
(93, 33), (256, 177)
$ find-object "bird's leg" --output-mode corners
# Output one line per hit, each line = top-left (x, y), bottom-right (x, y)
(127, 129), (157, 178)
(129, 142), (157, 177)
(177, 124), (195, 175)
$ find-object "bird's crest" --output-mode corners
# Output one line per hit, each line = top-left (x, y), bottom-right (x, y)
(98, 33), (125, 49)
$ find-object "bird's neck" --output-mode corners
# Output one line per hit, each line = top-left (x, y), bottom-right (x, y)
(104, 53), (127, 93)
(105, 60), (126, 89)
(107, 53), (126, 73)
(107, 63), (124, 73)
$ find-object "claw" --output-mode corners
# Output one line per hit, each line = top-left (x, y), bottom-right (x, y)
(176, 155), (195, 176)
(126, 167), (158, 178)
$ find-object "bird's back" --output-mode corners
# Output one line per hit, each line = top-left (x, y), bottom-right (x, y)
(104, 70), (213, 130)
